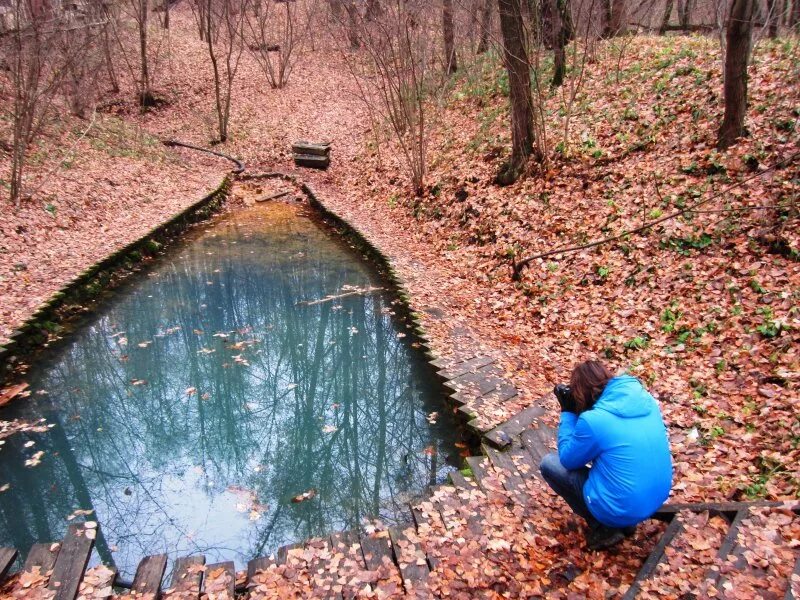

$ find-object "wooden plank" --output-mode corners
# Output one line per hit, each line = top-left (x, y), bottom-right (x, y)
(246, 556), (274, 587)
(0, 547), (18, 583)
(47, 523), (95, 600)
(203, 561), (235, 599)
(330, 530), (366, 600)
(521, 426), (557, 465)
(622, 516), (684, 599)
(23, 542), (61, 575)
(388, 526), (429, 589)
(444, 367), (504, 396)
(465, 455), (490, 486)
(358, 532), (395, 572)
(292, 141), (331, 156)
(485, 405), (547, 449)
(294, 154), (330, 169)
(509, 448), (539, 482)
(131, 553), (167, 598)
(483, 446), (528, 500)
(654, 500), (784, 517)
(437, 356), (494, 380)
(275, 542), (302, 566)
(448, 470), (475, 489)
(704, 509), (749, 589)
(77, 564), (116, 600)
(170, 555), (206, 594)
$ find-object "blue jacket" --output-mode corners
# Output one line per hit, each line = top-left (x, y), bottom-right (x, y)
(558, 375), (673, 527)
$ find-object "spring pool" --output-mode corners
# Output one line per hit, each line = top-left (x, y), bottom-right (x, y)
(0, 201), (460, 578)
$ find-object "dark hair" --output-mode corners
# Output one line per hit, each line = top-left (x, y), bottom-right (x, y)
(569, 360), (614, 413)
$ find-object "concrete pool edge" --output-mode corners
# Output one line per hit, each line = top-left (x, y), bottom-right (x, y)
(0, 176), (232, 384)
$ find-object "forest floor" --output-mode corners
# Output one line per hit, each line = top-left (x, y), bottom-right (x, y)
(0, 7), (798, 596)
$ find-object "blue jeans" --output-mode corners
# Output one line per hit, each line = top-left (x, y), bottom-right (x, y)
(539, 452), (601, 529)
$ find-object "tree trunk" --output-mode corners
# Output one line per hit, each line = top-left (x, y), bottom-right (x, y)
(602, 0), (613, 36)
(496, 0), (535, 184)
(541, 0), (555, 48)
(138, 0), (151, 105)
(344, 0), (360, 49)
(443, 0), (458, 73)
(766, 0), (779, 36)
(791, 0), (800, 29)
(677, 0), (692, 27)
(718, 0), (755, 150)
(552, 0), (569, 87)
(660, 0), (674, 33)
(477, 0), (492, 53)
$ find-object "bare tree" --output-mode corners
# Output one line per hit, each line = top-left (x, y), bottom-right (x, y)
(337, 0), (442, 194)
(198, 0), (249, 143)
(442, 0), (457, 73)
(551, 0), (571, 87)
(246, 0), (310, 88)
(496, 0), (537, 184)
(718, 0), (755, 150)
(477, 0), (493, 52)
(1, 0), (92, 204)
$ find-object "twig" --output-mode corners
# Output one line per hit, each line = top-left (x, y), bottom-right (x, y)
(256, 190), (292, 202)
(510, 151), (800, 281)
(298, 287), (383, 306)
(163, 139), (245, 173)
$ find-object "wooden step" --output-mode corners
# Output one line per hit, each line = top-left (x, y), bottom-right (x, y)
(448, 470), (475, 490)
(276, 542), (303, 565)
(703, 508), (749, 591)
(294, 154), (330, 169)
(388, 525), (429, 593)
(246, 556), (274, 588)
(170, 554), (206, 596)
(465, 455), (490, 486)
(23, 542), (61, 577)
(483, 445), (528, 501)
(484, 404), (547, 449)
(623, 516), (684, 599)
(359, 532), (395, 572)
(520, 426), (557, 467)
(0, 547), (18, 583)
(437, 356), (494, 380)
(292, 141), (331, 156)
(330, 530), (366, 599)
(131, 554), (167, 598)
(203, 561), (235, 599)
(48, 524), (95, 600)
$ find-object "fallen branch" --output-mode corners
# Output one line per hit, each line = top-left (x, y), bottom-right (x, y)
(163, 139), (245, 174)
(256, 190), (292, 202)
(510, 151), (800, 281)
(298, 286), (383, 306)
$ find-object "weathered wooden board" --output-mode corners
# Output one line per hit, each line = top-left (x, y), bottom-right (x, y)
(359, 532), (394, 572)
(388, 525), (429, 592)
(23, 542), (61, 575)
(292, 141), (331, 156)
(204, 561), (235, 599)
(131, 553), (167, 598)
(437, 356), (495, 380)
(47, 524), (94, 600)
(246, 556), (274, 587)
(0, 547), (18, 583)
(465, 455), (490, 486)
(294, 154), (330, 169)
(170, 554), (206, 595)
(622, 517), (684, 600)
(484, 446), (529, 501)
(484, 405), (547, 449)
(275, 542), (302, 566)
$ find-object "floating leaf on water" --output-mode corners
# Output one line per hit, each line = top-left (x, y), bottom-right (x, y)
(322, 424), (337, 433)
(291, 489), (317, 503)
(185, 387), (197, 396)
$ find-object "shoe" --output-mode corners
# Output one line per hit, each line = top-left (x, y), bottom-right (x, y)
(586, 524), (625, 551)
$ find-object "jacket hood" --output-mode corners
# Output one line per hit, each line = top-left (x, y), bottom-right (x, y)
(593, 375), (653, 418)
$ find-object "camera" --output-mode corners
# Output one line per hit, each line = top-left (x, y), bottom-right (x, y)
(554, 383), (576, 412)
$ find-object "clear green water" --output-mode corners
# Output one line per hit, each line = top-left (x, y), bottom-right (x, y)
(0, 202), (460, 578)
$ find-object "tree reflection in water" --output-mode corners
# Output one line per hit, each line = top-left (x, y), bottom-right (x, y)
(0, 202), (460, 578)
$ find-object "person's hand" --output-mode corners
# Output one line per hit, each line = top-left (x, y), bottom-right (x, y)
(554, 384), (576, 413)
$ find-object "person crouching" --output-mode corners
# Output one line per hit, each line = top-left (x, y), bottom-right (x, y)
(539, 360), (673, 551)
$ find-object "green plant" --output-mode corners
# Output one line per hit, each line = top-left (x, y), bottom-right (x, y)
(623, 335), (649, 350)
